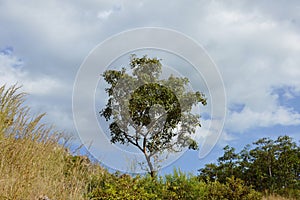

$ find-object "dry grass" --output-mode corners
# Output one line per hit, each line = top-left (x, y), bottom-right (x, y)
(0, 85), (105, 200)
(263, 195), (296, 200)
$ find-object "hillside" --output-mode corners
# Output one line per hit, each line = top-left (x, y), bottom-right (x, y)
(0, 84), (298, 200)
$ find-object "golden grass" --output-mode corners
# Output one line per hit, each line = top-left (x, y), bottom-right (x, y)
(263, 195), (296, 200)
(0, 84), (105, 199)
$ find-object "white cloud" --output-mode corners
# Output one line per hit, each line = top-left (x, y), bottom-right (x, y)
(0, 0), (300, 151)
(0, 49), (74, 136)
(97, 10), (113, 20)
(0, 50), (66, 96)
(192, 2), (300, 133)
(227, 106), (300, 133)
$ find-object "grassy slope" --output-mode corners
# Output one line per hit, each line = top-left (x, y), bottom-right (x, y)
(0, 85), (107, 199)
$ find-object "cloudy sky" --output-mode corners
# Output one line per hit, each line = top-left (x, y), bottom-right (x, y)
(1, 0), (300, 174)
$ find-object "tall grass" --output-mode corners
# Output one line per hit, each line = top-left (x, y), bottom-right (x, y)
(0, 85), (105, 199)
(263, 195), (297, 200)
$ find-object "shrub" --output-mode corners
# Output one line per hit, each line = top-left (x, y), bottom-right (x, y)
(205, 176), (261, 200)
(86, 170), (262, 200)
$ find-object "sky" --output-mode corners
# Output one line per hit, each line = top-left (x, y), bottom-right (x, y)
(1, 0), (300, 175)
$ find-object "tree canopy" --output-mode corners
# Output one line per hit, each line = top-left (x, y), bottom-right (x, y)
(100, 55), (207, 176)
(198, 135), (300, 198)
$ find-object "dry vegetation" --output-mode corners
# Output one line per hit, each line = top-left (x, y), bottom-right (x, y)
(263, 195), (296, 200)
(0, 85), (105, 199)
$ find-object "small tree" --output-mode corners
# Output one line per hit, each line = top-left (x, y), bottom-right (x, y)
(100, 55), (206, 176)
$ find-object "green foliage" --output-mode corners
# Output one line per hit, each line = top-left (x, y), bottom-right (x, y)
(85, 173), (158, 200)
(199, 135), (300, 199)
(86, 169), (262, 200)
(162, 169), (208, 199)
(100, 55), (206, 176)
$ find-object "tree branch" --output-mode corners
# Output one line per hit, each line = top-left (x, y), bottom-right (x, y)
(124, 132), (143, 152)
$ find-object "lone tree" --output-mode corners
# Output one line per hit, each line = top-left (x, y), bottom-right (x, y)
(100, 55), (206, 177)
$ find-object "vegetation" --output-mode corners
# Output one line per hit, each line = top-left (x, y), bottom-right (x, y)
(86, 170), (261, 200)
(100, 55), (206, 177)
(0, 84), (106, 199)
(198, 136), (300, 199)
(0, 84), (298, 199)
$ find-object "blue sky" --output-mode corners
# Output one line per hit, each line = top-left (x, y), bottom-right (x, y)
(1, 0), (300, 175)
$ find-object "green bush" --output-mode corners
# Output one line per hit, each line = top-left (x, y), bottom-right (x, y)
(204, 176), (261, 200)
(86, 173), (159, 200)
(86, 170), (262, 200)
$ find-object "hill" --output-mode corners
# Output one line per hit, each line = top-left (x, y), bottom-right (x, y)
(0, 84), (297, 200)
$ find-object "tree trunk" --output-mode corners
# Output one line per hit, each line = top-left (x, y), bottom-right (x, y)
(145, 154), (156, 177)
(150, 170), (156, 178)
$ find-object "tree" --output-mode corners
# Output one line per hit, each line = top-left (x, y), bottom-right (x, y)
(198, 163), (219, 181)
(100, 55), (207, 177)
(217, 145), (239, 181)
(250, 137), (277, 191)
(237, 144), (252, 185)
(273, 136), (299, 189)
(198, 135), (300, 198)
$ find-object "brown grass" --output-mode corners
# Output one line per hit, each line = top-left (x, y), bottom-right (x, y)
(263, 195), (296, 200)
(0, 84), (105, 199)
